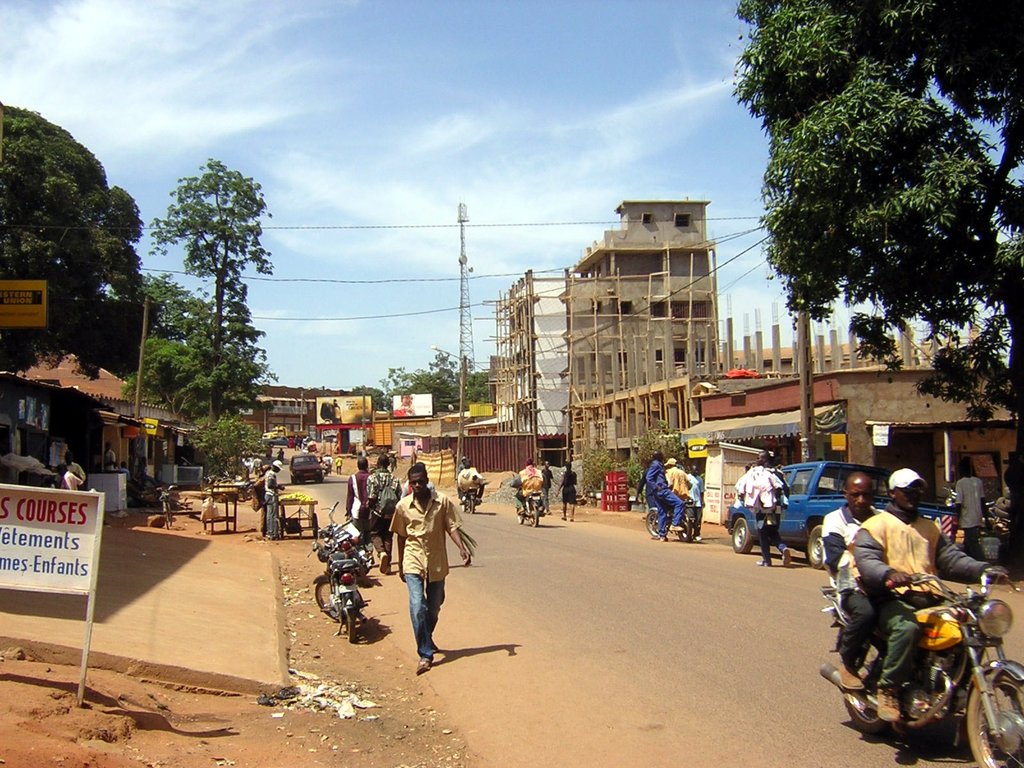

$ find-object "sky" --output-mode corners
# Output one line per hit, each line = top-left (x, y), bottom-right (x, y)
(1, 0), (818, 391)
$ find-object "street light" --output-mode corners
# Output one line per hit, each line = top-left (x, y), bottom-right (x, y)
(430, 345), (467, 463)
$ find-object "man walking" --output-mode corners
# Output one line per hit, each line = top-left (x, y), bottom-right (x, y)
(347, 456), (371, 544)
(390, 462), (472, 675)
(955, 459), (986, 559)
(686, 464), (705, 542)
(367, 454), (402, 574)
(541, 461), (554, 512)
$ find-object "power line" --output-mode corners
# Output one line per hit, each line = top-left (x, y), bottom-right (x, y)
(2, 214), (764, 233)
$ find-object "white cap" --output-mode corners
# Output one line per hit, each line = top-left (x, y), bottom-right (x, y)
(889, 468), (925, 491)
(272, 460), (284, 470)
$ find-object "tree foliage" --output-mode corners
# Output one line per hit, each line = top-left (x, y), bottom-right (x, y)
(190, 414), (262, 479)
(0, 106), (144, 375)
(123, 273), (272, 422)
(150, 160), (273, 421)
(735, 0), (1024, 555)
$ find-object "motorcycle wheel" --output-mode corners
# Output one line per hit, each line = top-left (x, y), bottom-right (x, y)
(345, 609), (358, 644)
(966, 668), (1024, 767)
(313, 575), (340, 622)
(645, 509), (659, 538)
(518, 512), (525, 525)
(842, 644), (887, 735)
(531, 509), (539, 527)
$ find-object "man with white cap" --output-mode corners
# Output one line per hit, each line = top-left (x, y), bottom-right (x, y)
(853, 467), (1003, 723)
(264, 460), (284, 540)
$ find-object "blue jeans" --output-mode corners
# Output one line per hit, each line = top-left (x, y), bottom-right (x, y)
(405, 573), (445, 661)
(265, 495), (280, 539)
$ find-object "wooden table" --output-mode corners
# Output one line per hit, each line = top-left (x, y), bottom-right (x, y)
(278, 497), (318, 538)
(201, 484), (244, 533)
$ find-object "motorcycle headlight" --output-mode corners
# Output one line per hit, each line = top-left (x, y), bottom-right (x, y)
(978, 599), (1014, 638)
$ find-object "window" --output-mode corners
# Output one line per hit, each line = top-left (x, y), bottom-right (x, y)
(789, 468), (815, 496)
(674, 347), (686, 364)
(618, 300), (633, 315)
(641, 212), (654, 224)
(650, 301), (666, 318)
(674, 213), (691, 228)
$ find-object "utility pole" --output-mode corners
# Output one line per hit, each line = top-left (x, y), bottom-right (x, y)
(797, 308), (813, 461)
(134, 297), (150, 419)
(457, 203), (473, 465)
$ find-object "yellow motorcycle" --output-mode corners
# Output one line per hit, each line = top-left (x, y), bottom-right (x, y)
(820, 573), (1024, 767)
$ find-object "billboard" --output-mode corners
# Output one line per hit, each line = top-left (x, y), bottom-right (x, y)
(316, 396), (373, 425)
(0, 280), (47, 329)
(392, 393), (433, 418)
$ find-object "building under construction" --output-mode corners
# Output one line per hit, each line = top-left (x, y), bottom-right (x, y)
(567, 200), (719, 458)
(494, 200), (720, 462)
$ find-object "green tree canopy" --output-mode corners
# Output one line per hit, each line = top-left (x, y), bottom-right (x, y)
(123, 273), (272, 422)
(735, 0), (1024, 551)
(150, 160), (273, 421)
(0, 106), (144, 375)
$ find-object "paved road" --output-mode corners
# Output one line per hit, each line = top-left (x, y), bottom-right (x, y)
(296, 473), (1024, 767)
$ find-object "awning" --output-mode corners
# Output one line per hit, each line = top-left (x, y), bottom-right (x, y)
(681, 405), (843, 442)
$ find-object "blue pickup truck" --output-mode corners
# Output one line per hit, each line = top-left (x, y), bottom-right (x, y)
(726, 461), (952, 568)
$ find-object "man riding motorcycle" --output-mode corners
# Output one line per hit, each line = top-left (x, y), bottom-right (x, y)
(853, 467), (1007, 723)
(457, 457), (487, 505)
(516, 458), (545, 515)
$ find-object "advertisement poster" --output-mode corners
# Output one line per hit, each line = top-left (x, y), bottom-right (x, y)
(316, 396), (373, 425)
(392, 393), (433, 418)
(0, 484), (103, 595)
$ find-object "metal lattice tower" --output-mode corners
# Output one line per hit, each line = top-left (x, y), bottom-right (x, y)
(458, 203), (474, 366)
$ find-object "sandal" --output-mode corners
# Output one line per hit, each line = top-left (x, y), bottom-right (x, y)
(416, 658), (431, 675)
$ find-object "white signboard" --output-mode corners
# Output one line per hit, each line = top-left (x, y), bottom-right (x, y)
(872, 424), (890, 448)
(0, 484), (103, 594)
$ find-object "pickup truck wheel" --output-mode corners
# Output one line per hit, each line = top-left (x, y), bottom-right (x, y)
(807, 525), (825, 570)
(732, 517), (755, 554)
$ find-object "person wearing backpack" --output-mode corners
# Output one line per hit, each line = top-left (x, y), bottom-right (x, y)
(367, 453), (402, 574)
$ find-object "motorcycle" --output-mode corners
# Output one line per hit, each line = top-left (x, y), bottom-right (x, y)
(459, 479), (488, 516)
(644, 500), (698, 542)
(311, 503), (371, 643)
(820, 573), (1024, 767)
(518, 491), (544, 527)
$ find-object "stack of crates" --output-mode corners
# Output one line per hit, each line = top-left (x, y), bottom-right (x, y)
(601, 470), (629, 511)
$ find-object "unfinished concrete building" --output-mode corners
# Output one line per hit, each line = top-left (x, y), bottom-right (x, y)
(567, 200), (720, 458)
(494, 271), (569, 464)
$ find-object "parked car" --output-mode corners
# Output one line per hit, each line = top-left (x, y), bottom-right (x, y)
(289, 454), (325, 484)
(726, 461), (953, 568)
(263, 436), (289, 447)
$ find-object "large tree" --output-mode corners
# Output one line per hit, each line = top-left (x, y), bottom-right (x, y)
(0, 106), (144, 375)
(123, 273), (271, 422)
(151, 160), (273, 421)
(735, 1), (1024, 554)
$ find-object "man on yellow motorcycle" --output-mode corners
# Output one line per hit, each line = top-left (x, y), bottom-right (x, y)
(853, 467), (1006, 723)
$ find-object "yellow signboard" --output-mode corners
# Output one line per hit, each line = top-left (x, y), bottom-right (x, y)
(830, 433), (847, 451)
(469, 403), (494, 417)
(142, 418), (159, 436)
(0, 280), (47, 329)
(687, 439), (708, 458)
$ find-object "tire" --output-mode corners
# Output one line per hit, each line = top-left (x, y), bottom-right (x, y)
(843, 643), (887, 735)
(731, 516), (755, 554)
(313, 575), (339, 622)
(645, 509), (659, 538)
(518, 512), (525, 525)
(345, 609), (358, 644)
(807, 525), (826, 569)
(530, 506), (539, 527)
(966, 669), (1024, 767)
(310, 512), (319, 539)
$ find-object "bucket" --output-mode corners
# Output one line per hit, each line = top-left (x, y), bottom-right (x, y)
(980, 536), (1002, 563)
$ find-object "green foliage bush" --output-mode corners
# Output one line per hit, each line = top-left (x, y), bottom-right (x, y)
(192, 415), (263, 479)
(580, 449), (619, 495)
